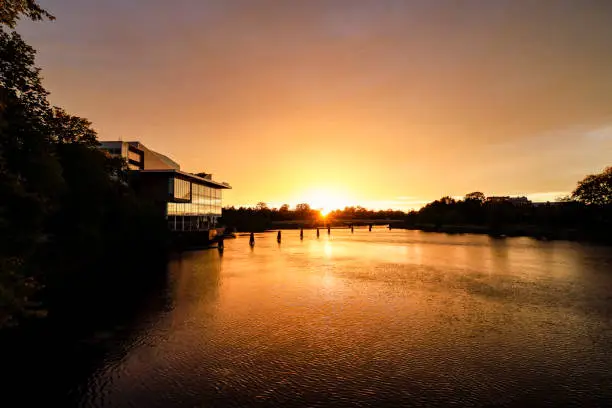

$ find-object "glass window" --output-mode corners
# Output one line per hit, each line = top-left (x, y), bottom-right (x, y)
(167, 182), (223, 217)
(128, 150), (141, 163)
(173, 178), (191, 201)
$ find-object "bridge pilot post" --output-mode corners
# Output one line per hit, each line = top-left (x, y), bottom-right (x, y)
(218, 237), (224, 253)
(300, 228), (304, 240)
(277, 230), (282, 243)
(249, 232), (255, 247)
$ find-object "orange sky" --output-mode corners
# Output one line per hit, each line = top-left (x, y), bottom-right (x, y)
(18, 1), (612, 210)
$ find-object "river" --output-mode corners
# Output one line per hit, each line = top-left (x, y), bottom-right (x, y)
(71, 228), (612, 406)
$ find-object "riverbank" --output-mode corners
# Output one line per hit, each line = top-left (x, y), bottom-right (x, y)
(398, 223), (611, 243)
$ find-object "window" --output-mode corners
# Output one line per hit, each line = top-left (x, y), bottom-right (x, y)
(167, 182), (223, 216)
(127, 149), (141, 163)
(173, 178), (191, 201)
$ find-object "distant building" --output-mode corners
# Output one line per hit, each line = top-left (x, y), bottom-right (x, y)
(532, 201), (566, 207)
(486, 196), (532, 206)
(100, 141), (231, 233)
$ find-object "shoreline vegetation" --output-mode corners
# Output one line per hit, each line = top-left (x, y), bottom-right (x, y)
(222, 200), (611, 244)
(221, 170), (612, 244)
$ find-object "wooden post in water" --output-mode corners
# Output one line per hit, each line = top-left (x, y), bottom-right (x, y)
(218, 237), (224, 252)
(316, 228), (320, 238)
(300, 228), (304, 240)
(351, 224), (354, 233)
(369, 224), (372, 232)
(249, 232), (255, 246)
(277, 230), (282, 243)
(327, 225), (331, 235)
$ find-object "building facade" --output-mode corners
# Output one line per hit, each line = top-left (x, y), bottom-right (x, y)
(100, 141), (180, 171)
(100, 141), (230, 232)
(486, 196), (532, 206)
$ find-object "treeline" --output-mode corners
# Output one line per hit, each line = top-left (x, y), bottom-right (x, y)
(1, 5), (168, 329)
(220, 203), (406, 232)
(404, 169), (612, 241)
(222, 166), (612, 242)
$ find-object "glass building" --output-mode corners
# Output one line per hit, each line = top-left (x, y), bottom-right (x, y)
(132, 169), (230, 232)
(100, 141), (231, 233)
(166, 174), (227, 231)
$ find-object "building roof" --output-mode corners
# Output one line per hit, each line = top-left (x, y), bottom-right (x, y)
(140, 169), (232, 189)
(100, 140), (230, 188)
(149, 150), (181, 170)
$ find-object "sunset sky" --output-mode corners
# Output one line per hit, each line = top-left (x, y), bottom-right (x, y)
(18, 1), (612, 210)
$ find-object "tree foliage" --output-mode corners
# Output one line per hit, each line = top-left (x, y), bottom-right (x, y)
(221, 204), (407, 232)
(0, 28), (167, 328)
(571, 167), (612, 206)
(0, 0), (54, 28)
(465, 191), (486, 202)
(404, 187), (612, 241)
(295, 203), (311, 213)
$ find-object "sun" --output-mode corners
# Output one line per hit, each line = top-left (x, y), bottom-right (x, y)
(300, 188), (351, 216)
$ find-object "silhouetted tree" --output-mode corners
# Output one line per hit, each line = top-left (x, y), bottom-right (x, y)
(0, 28), (62, 325)
(0, 0), (54, 28)
(571, 167), (612, 206)
(295, 203), (311, 213)
(0, 25), (168, 327)
(48, 107), (98, 145)
(465, 192), (486, 202)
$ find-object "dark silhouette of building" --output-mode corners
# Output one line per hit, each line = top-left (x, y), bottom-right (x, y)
(100, 141), (231, 234)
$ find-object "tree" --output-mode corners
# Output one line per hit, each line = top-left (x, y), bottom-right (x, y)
(0, 29), (63, 256)
(571, 167), (612, 206)
(48, 107), (98, 145)
(0, 28), (60, 326)
(279, 204), (289, 212)
(295, 203), (311, 213)
(0, 25), (170, 327)
(1, 0), (54, 28)
(255, 202), (268, 211)
(465, 191), (486, 203)
(0, 2), (57, 327)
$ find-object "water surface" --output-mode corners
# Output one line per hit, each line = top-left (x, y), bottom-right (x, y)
(78, 229), (612, 407)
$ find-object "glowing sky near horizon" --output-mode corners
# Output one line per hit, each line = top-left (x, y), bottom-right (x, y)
(17, 0), (612, 210)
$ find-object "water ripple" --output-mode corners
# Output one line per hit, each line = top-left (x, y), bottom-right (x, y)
(78, 231), (612, 407)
